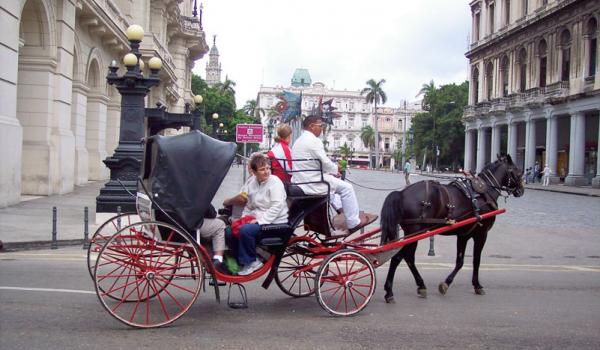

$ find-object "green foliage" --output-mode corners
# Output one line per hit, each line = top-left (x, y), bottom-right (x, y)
(360, 126), (375, 149)
(338, 142), (351, 158)
(412, 80), (469, 170)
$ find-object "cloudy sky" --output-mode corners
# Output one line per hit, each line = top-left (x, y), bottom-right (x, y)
(192, 0), (472, 108)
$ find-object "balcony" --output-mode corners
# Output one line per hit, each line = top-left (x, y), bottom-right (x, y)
(464, 81), (572, 119)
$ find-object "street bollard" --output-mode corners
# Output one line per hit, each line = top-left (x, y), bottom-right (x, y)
(117, 206), (122, 230)
(51, 207), (58, 249)
(82, 207), (90, 249)
(428, 236), (435, 256)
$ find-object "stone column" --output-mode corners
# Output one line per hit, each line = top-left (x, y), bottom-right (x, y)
(507, 119), (518, 160)
(476, 126), (487, 173)
(0, 2), (22, 207)
(544, 109), (559, 184)
(524, 116), (537, 172)
(71, 83), (89, 185)
(565, 111), (587, 186)
(464, 129), (474, 172)
(592, 110), (600, 188)
(490, 123), (501, 160)
(86, 93), (109, 181)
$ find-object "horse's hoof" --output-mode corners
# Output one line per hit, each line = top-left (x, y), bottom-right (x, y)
(384, 295), (395, 304)
(474, 288), (485, 295)
(438, 282), (449, 295)
(417, 288), (427, 298)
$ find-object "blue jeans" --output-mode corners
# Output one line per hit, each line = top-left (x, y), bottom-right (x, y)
(225, 224), (261, 266)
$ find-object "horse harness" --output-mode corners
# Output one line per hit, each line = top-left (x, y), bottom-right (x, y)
(401, 176), (499, 234)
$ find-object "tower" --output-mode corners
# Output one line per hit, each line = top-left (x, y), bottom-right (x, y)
(205, 35), (222, 87)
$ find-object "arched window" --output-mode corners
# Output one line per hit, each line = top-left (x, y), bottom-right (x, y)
(538, 39), (548, 87)
(560, 29), (571, 81)
(485, 62), (494, 100)
(587, 18), (598, 77)
(472, 66), (480, 103)
(518, 48), (527, 92)
(501, 55), (510, 96)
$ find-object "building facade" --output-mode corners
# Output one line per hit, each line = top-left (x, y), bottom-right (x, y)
(464, 0), (600, 187)
(205, 35), (221, 87)
(0, 0), (208, 208)
(257, 70), (421, 168)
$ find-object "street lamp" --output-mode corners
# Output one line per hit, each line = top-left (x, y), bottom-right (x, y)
(97, 24), (162, 213)
(212, 113), (219, 137)
(192, 95), (203, 130)
(267, 118), (275, 148)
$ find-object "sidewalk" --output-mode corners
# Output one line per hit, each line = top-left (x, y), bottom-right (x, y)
(0, 166), (245, 251)
(524, 182), (600, 197)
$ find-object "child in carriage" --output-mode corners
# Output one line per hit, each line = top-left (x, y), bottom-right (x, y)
(223, 153), (289, 275)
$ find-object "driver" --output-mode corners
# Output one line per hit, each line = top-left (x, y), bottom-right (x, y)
(291, 115), (377, 232)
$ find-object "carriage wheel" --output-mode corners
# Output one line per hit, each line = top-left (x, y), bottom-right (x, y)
(275, 236), (320, 297)
(315, 249), (376, 316)
(87, 213), (140, 279)
(94, 221), (202, 328)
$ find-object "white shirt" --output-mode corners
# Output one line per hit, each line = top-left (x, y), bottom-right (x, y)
(291, 130), (338, 195)
(241, 175), (288, 225)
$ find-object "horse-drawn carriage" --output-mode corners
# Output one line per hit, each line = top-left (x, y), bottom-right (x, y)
(89, 130), (523, 328)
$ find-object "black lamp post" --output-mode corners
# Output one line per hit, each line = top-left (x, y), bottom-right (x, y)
(211, 113), (219, 138)
(96, 24), (163, 213)
(267, 118), (275, 148)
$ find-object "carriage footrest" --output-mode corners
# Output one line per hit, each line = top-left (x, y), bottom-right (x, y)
(227, 283), (248, 309)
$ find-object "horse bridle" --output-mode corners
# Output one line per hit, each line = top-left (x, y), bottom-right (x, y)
(480, 161), (522, 197)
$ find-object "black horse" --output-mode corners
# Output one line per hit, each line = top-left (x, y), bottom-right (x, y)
(380, 154), (524, 303)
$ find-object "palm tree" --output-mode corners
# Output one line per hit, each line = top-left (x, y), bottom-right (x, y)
(361, 79), (387, 169)
(242, 99), (265, 122)
(360, 126), (375, 167)
(217, 76), (236, 96)
(416, 80), (436, 111)
(339, 142), (351, 158)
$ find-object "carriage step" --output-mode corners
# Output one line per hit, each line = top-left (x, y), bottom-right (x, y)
(227, 283), (248, 309)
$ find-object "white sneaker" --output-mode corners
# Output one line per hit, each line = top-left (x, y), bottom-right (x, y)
(238, 260), (263, 276)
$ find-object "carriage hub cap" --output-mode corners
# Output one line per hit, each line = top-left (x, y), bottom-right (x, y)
(145, 271), (156, 281)
(345, 281), (354, 289)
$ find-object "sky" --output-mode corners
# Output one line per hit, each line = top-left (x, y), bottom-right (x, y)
(192, 0), (472, 108)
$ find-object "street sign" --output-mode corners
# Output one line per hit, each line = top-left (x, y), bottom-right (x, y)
(236, 124), (263, 143)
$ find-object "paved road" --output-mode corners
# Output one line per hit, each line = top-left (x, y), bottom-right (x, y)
(0, 247), (598, 350)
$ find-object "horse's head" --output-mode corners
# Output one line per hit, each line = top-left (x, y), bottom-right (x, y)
(494, 154), (524, 197)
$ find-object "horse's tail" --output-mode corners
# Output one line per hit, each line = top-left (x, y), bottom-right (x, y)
(380, 191), (403, 244)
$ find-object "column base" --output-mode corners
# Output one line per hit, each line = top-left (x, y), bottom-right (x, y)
(592, 176), (600, 188)
(564, 175), (588, 186)
(547, 175), (561, 185)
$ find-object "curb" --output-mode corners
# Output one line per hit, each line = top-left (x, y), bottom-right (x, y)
(524, 186), (600, 197)
(0, 239), (85, 252)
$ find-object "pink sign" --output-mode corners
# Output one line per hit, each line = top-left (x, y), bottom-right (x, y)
(236, 124), (263, 143)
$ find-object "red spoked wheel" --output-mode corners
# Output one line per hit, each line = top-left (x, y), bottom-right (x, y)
(87, 213), (140, 279)
(315, 249), (376, 316)
(94, 221), (202, 328)
(275, 236), (321, 297)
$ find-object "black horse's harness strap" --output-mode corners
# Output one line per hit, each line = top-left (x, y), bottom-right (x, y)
(402, 180), (456, 226)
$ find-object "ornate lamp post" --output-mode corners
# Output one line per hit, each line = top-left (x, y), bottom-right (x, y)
(192, 95), (204, 130)
(96, 25), (163, 213)
(267, 118), (275, 148)
(211, 113), (219, 137)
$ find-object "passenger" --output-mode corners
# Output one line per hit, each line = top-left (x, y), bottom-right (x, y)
(223, 154), (288, 275)
(291, 115), (377, 232)
(267, 123), (293, 183)
(196, 204), (227, 272)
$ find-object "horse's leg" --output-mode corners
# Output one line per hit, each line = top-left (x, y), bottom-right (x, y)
(383, 250), (404, 303)
(472, 230), (488, 295)
(439, 235), (469, 295)
(403, 242), (427, 298)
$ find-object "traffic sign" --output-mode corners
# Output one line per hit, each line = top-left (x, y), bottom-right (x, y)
(236, 124), (263, 143)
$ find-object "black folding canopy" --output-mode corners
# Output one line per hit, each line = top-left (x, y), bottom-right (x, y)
(140, 130), (237, 233)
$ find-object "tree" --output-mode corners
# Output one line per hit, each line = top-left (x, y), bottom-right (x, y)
(417, 80), (436, 111)
(360, 126), (375, 167)
(242, 99), (264, 122)
(412, 81), (468, 171)
(339, 142), (351, 158)
(217, 76), (236, 96)
(361, 79), (387, 169)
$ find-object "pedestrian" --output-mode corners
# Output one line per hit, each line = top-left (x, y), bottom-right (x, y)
(542, 164), (551, 186)
(403, 160), (411, 185)
(525, 167), (532, 184)
(534, 161), (540, 183)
